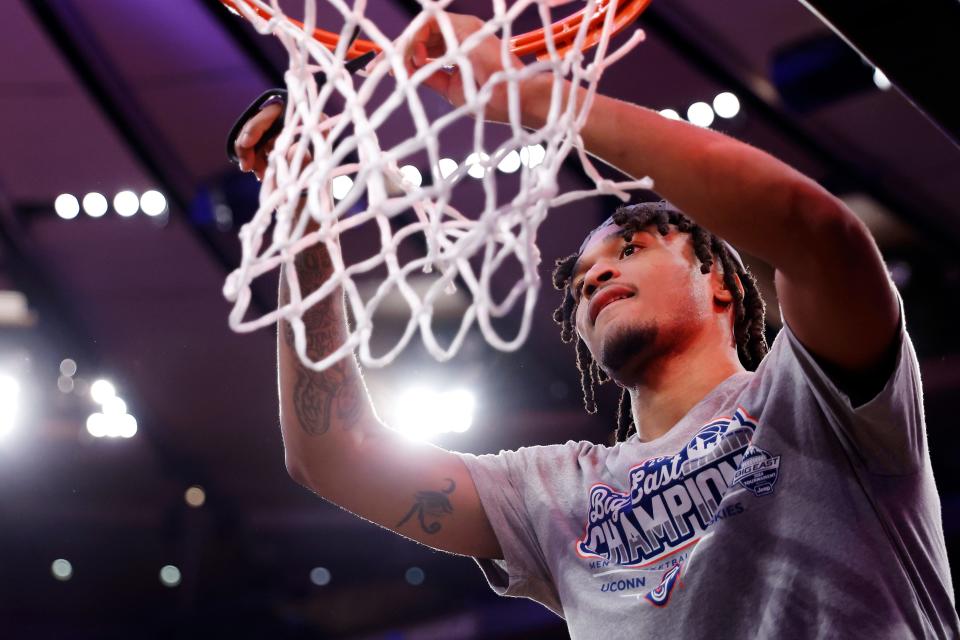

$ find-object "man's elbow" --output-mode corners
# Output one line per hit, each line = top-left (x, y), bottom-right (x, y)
(786, 181), (874, 268)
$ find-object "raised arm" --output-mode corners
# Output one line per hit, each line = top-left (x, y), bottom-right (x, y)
(234, 105), (501, 559)
(409, 13), (898, 382)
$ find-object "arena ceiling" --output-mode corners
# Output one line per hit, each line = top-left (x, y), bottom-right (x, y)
(0, 0), (957, 637)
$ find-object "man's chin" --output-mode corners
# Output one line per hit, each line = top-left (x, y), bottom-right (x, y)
(597, 322), (659, 380)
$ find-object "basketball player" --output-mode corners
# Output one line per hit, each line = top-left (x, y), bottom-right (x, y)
(232, 12), (959, 638)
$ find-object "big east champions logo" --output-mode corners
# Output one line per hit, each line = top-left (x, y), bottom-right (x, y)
(576, 407), (779, 573)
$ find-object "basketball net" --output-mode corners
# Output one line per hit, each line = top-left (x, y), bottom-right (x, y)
(221, 0), (653, 371)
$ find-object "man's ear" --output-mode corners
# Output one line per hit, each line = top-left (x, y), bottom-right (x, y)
(712, 268), (744, 306)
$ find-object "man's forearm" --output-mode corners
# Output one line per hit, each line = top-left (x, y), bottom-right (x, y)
(277, 242), (381, 481)
(520, 75), (847, 271)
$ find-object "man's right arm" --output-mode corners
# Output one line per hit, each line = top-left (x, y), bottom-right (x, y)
(235, 105), (501, 560)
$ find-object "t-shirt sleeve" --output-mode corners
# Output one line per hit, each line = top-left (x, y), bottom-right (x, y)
(456, 446), (566, 616)
(774, 290), (925, 475)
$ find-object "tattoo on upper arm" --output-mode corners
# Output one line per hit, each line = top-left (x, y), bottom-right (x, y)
(279, 246), (366, 436)
(396, 478), (457, 535)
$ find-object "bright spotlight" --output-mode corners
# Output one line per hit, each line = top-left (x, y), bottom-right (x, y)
(86, 413), (108, 438)
(519, 144), (545, 168)
(465, 152), (490, 179)
(54, 194), (80, 220)
(82, 192), (108, 218)
(51, 559), (73, 581)
(90, 379), (116, 404)
(658, 108), (681, 121)
(159, 564), (181, 587)
(113, 190), (139, 217)
(102, 396), (127, 416)
(712, 92), (741, 118)
(399, 164), (423, 187)
(140, 190), (167, 216)
(393, 387), (475, 439)
(687, 102), (715, 127)
(438, 157), (458, 179)
(873, 68), (892, 91)
(0, 374), (20, 439)
(116, 414), (137, 439)
(331, 175), (353, 200)
(497, 149), (522, 174)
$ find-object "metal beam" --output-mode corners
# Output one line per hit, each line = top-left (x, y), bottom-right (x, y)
(798, 0), (960, 148)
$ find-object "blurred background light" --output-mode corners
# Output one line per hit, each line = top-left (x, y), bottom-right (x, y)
(658, 108), (681, 120)
(159, 565), (181, 587)
(465, 152), (489, 179)
(57, 376), (74, 393)
(140, 190), (167, 216)
(438, 157), (458, 179)
(59, 358), (77, 377)
(712, 91), (741, 118)
(51, 559), (73, 581)
(90, 379), (116, 404)
(82, 192), (108, 218)
(497, 149), (522, 174)
(310, 567), (331, 586)
(54, 194), (80, 220)
(687, 101), (715, 127)
(392, 387), (475, 440)
(873, 67), (892, 91)
(0, 373), (20, 439)
(519, 144), (545, 168)
(331, 175), (353, 200)
(405, 566), (425, 586)
(184, 485), (206, 508)
(399, 164), (423, 187)
(113, 190), (140, 217)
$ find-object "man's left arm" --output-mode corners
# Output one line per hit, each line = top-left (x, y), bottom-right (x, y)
(520, 77), (900, 388)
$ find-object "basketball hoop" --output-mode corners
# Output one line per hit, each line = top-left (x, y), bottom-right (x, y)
(220, 0), (654, 372)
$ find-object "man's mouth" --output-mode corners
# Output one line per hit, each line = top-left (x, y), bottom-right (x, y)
(589, 286), (636, 325)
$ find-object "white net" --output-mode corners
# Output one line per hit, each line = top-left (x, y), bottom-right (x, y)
(222, 0), (653, 371)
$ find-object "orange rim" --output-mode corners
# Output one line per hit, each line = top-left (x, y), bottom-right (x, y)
(219, 0), (650, 61)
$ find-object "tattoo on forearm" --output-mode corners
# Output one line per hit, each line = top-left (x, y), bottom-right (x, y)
(396, 478), (456, 535)
(279, 245), (366, 436)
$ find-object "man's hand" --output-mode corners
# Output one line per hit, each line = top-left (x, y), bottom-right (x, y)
(233, 102), (283, 180)
(405, 13), (530, 124)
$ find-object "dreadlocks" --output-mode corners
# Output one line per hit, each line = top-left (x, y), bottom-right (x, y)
(552, 201), (768, 443)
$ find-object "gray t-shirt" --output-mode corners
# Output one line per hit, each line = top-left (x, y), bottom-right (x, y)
(459, 303), (959, 639)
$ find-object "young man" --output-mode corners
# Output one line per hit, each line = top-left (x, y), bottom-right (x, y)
(233, 13), (958, 638)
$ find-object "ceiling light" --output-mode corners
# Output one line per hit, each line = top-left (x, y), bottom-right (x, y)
(873, 68), (892, 91)
(438, 158), (458, 179)
(686, 102), (715, 127)
(519, 144), (545, 168)
(82, 192), (108, 218)
(159, 565), (181, 587)
(392, 387), (475, 440)
(712, 92), (741, 118)
(54, 194), (80, 220)
(497, 149), (522, 174)
(184, 485), (206, 508)
(51, 559), (73, 581)
(310, 567), (332, 586)
(658, 109), (681, 120)
(113, 190), (140, 217)
(331, 175), (353, 200)
(59, 358), (77, 377)
(90, 379), (116, 404)
(399, 164), (423, 187)
(0, 374), (20, 439)
(465, 152), (490, 179)
(140, 190), (167, 216)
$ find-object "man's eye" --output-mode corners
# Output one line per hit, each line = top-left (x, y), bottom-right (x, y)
(619, 244), (640, 259)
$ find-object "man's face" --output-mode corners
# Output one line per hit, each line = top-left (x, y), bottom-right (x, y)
(570, 223), (718, 383)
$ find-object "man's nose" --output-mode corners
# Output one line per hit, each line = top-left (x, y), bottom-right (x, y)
(583, 263), (619, 298)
